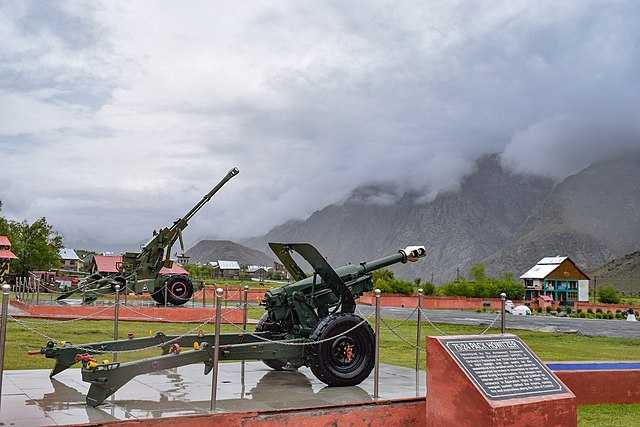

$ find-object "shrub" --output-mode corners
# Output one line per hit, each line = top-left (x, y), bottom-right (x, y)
(608, 313), (615, 320)
(598, 285), (621, 304)
(616, 313), (623, 319)
(422, 282), (436, 296)
(595, 313), (603, 319)
(595, 308), (603, 313)
(536, 307), (542, 313)
(436, 265), (524, 299)
(578, 312), (586, 318)
(550, 311), (558, 316)
(587, 308), (594, 314)
(576, 308), (582, 314)
(565, 307), (572, 315)
(545, 306), (552, 313)
(616, 309), (622, 314)
(373, 269), (414, 295)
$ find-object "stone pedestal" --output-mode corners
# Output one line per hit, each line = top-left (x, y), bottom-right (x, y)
(425, 334), (576, 427)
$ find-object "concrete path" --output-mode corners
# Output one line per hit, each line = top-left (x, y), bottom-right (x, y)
(0, 362), (425, 426)
(356, 305), (640, 339)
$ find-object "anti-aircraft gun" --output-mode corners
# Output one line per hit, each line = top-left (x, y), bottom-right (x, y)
(57, 167), (240, 305)
(38, 242), (426, 406)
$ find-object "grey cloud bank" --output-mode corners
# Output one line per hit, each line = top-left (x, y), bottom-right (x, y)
(0, 0), (639, 251)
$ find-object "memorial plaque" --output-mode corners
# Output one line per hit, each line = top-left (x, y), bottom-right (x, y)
(441, 335), (566, 400)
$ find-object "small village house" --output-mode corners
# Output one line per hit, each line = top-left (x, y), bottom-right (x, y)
(213, 260), (240, 279)
(89, 254), (189, 276)
(247, 265), (272, 280)
(0, 235), (18, 283)
(58, 248), (82, 272)
(520, 256), (590, 305)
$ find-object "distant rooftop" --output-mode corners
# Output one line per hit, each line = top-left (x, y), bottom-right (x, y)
(217, 260), (240, 270)
(59, 248), (80, 261)
(247, 265), (272, 273)
(0, 235), (11, 247)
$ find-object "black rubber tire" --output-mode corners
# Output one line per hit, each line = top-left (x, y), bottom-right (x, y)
(307, 313), (375, 387)
(151, 275), (193, 306)
(111, 276), (127, 292)
(255, 313), (288, 370)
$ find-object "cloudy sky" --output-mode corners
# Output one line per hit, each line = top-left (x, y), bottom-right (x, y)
(1, 0), (639, 251)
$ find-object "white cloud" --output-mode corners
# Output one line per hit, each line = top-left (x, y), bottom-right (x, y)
(1, 0), (640, 250)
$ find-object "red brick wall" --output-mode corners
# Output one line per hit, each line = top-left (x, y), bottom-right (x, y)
(359, 294), (521, 310)
(556, 370), (640, 405)
(10, 300), (244, 323)
(70, 398), (425, 427)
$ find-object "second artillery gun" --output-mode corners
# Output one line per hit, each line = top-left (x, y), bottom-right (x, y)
(39, 242), (426, 406)
(57, 167), (240, 305)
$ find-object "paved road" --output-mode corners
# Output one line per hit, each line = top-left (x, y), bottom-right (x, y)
(356, 305), (640, 339)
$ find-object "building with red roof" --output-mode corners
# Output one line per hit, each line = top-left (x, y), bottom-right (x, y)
(0, 235), (18, 283)
(89, 254), (189, 276)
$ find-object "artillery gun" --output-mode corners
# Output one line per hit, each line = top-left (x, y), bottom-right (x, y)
(57, 167), (240, 305)
(38, 242), (426, 406)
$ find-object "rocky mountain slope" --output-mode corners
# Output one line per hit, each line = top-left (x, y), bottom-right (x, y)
(246, 154), (640, 282)
(185, 240), (274, 266)
(590, 250), (640, 294)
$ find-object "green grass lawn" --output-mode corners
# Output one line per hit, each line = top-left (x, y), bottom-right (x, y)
(578, 403), (640, 426)
(4, 308), (640, 425)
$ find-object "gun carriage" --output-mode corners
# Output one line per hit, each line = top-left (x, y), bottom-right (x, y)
(36, 170), (426, 405)
(56, 167), (240, 306)
(38, 242), (426, 406)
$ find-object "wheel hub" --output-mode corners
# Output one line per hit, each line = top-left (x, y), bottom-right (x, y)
(332, 337), (357, 366)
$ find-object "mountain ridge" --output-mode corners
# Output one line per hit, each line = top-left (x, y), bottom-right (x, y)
(244, 153), (640, 283)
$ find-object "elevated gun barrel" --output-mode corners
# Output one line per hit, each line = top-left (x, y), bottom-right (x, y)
(359, 246), (426, 274)
(182, 167), (239, 224)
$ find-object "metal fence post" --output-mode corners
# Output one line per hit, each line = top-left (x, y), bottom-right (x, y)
(210, 287), (223, 412)
(202, 285), (206, 307)
(241, 285), (249, 399)
(164, 282), (168, 308)
(374, 288), (381, 399)
(415, 288), (423, 391)
(0, 284), (10, 407)
(500, 292), (506, 334)
(114, 285), (120, 362)
(243, 285), (249, 331)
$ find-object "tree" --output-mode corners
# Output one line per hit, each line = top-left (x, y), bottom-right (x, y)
(4, 218), (63, 275)
(469, 263), (487, 283)
(598, 285), (620, 304)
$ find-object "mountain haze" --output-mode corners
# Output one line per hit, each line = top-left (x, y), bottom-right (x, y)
(186, 240), (274, 266)
(246, 154), (640, 282)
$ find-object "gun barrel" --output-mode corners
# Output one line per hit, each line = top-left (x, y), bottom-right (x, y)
(360, 246), (427, 273)
(182, 167), (239, 223)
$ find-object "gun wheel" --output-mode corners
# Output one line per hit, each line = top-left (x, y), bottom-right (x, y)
(151, 275), (193, 306)
(307, 313), (374, 387)
(255, 314), (297, 371)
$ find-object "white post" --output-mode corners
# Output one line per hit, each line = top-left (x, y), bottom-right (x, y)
(0, 284), (10, 407)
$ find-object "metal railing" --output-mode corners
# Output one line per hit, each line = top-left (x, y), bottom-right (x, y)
(0, 284), (509, 410)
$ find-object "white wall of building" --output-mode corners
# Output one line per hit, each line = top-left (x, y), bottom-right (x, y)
(578, 280), (590, 302)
